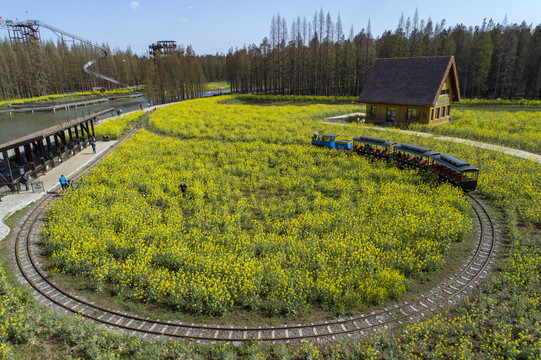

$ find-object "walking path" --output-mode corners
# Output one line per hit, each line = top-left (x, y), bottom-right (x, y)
(0, 140), (116, 241)
(321, 116), (541, 164)
(0, 100), (176, 242)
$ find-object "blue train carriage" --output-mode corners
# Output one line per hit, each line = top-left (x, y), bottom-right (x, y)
(393, 143), (439, 170)
(312, 133), (352, 149)
(312, 133), (337, 148)
(335, 138), (353, 150)
(352, 136), (396, 160)
(432, 154), (479, 192)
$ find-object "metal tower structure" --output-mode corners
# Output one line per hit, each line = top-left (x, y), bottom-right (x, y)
(149, 40), (177, 58)
(1, 19), (41, 45)
(0, 19), (132, 89)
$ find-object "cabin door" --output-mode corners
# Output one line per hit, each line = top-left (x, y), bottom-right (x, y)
(386, 107), (396, 123)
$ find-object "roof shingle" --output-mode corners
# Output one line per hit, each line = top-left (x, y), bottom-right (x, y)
(358, 56), (459, 106)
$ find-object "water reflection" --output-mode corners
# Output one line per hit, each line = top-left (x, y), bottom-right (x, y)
(0, 97), (148, 145)
(1, 90), (232, 145)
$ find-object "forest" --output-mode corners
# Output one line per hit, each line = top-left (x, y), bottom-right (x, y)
(217, 10), (541, 99)
(0, 9), (540, 101)
(0, 40), (206, 103)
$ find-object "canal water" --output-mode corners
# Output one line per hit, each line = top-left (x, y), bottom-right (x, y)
(0, 90), (232, 145)
(0, 96), (148, 145)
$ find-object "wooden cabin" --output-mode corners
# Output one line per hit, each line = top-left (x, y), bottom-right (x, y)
(358, 56), (460, 125)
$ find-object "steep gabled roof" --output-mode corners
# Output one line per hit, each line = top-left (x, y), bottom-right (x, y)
(358, 56), (460, 106)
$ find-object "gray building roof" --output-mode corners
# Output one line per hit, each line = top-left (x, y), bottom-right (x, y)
(358, 56), (460, 107)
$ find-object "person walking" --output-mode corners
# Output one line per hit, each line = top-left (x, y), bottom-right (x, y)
(20, 175), (29, 191)
(91, 141), (96, 154)
(179, 183), (187, 197)
(59, 175), (68, 190)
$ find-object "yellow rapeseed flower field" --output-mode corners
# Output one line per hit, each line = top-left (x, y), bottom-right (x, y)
(94, 110), (145, 140)
(42, 96), (472, 316)
(410, 107), (541, 153)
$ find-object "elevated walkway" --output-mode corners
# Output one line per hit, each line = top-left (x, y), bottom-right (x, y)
(0, 109), (112, 192)
(0, 139), (116, 241)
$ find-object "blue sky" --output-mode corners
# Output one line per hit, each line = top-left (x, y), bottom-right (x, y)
(1, 0), (540, 55)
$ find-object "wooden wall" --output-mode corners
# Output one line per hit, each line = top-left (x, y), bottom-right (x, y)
(363, 73), (457, 125)
(365, 102), (453, 124)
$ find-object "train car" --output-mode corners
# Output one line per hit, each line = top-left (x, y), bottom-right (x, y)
(310, 132), (480, 192)
(312, 134), (352, 150)
(312, 133), (337, 149)
(432, 154), (479, 192)
(393, 143), (439, 170)
(352, 136), (396, 161)
(335, 138), (353, 150)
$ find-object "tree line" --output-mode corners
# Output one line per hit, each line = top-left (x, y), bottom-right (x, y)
(0, 39), (205, 103)
(1, 10), (540, 101)
(140, 45), (206, 104)
(209, 9), (541, 99)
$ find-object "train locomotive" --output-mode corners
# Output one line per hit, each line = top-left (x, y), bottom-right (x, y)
(311, 133), (479, 192)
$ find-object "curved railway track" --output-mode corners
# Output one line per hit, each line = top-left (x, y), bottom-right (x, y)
(9, 122), (499, 343)
(11, 188), (499, 344)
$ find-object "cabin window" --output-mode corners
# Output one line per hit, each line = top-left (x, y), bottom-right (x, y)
(447, 105), (451, 117)
(436, 108), (440, 119)
(386, 107), (396, 122)
(441, 106), (446, 118)
(431, 109), (434, 120)
(371, 105), (376, 118)
(406, 108), (417, 121)
(440, 89), (449, 96)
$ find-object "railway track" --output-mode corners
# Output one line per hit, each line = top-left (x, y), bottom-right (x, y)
(9, 120), (498, 344)
(11, 188), (498, 344)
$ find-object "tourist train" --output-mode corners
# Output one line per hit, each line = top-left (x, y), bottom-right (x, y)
(312, 133), (479, 192)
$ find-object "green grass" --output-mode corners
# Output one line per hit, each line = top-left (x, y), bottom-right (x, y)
(204, 81), (229, 91)
(223, 94), (362, 105)
(455, 98), (541, 112)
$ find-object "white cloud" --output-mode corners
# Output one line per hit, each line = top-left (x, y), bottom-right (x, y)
(178, 18), (189, 23)
(129, 1), (139, 11)
(188, 5), (193, 10)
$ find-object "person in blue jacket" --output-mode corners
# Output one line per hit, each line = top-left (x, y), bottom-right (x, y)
(59, 175), (68, 190)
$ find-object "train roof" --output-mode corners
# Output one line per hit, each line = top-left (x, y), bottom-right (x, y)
(394, 143), (439, 157)
(353, 136), (396, 147)
(433, 154), (479, 172)
(322, 134), (339, 138)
